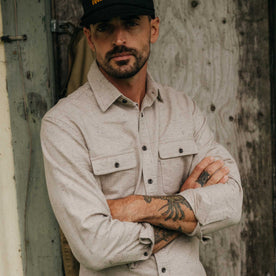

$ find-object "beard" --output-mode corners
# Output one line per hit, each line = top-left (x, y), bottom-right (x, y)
(96, 44), (150, 79)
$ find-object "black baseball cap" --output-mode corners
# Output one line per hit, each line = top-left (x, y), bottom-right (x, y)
(81, 0), (155, 26)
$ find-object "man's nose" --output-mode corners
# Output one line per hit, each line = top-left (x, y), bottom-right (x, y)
(112, 27), (127, 46)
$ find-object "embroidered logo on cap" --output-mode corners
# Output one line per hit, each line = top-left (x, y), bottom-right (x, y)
(92, 0), (103, 5)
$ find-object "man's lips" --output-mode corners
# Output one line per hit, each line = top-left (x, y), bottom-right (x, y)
(110, 52), (133, 61)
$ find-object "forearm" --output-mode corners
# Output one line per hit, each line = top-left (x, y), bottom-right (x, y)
(108, 194), (197, 234)
(141, 195), (197, 233)
(152, 226), (180, 254)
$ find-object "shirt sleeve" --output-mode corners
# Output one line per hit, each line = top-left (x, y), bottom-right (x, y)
(40, 115), (154, 271)
(179, 100), (243, 240)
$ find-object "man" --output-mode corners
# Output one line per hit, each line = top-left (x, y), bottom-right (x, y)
(41, 0), (243, 275)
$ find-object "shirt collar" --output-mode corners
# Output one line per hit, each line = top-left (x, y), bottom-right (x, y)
(87, 61), (163, 112)
(87, 61), (122, 112)
(146, 73), (164, 105)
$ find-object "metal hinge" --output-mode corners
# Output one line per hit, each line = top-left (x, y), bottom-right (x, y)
(50, 19), (75, 35)
(0, 34), (27, 43)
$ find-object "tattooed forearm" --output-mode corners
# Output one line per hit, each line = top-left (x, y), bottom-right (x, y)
(153, 226), (180, 254)
(154, 226), (176, 244)
(143, 196), (152, 203)
(143, 195), (192, 222)
(196, 171), (210, 187)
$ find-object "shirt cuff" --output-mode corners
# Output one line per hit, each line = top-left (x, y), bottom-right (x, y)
(139, 223), (155, 256)
(185, 222), (212, 243)
(178, 190), (212, 243)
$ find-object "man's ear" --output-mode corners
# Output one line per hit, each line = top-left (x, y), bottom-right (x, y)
(150, 17), (160, 44)
(83, 27), (96, 52)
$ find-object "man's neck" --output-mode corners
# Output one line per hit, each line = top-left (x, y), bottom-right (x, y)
(99, 65), (148, 109)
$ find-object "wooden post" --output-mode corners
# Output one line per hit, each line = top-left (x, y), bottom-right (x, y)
(0, 3), (24, 275)
(1, 1), (63, 275)
(268, 0), (276, 273)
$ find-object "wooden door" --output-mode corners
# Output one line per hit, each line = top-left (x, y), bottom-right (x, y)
(1, 0), (63, 275)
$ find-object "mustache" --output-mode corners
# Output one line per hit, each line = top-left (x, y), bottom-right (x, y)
(106, 46), (137, 61)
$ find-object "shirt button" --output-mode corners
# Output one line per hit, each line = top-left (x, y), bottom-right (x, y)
(114, 162), (120, 168)
(122, 99), (127, 104)
(179, 148), (183, 154)
(148, 179), (153, 184)
(144, 252), (148, 256)
(162, 267), (166, 273)
(142, 145), (147, 151)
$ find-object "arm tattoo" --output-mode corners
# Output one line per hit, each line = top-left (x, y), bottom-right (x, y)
(144, 196), (152, 203)
(143, 195), (192, 221)
(196, 171), (210, 187)
(154, 226), (176, 244)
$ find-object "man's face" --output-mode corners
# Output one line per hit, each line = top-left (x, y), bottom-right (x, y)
(84, 15), (160, 79)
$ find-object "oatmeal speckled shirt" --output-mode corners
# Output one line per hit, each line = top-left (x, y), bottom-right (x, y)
(41, 61), (242, 276)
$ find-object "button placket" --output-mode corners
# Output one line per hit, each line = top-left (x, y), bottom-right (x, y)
(139, 109), (157, 194)
(154, 249), (170, 276)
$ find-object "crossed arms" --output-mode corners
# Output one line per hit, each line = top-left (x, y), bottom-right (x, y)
(41, 111), (243, 271)
(107, 156), (230, 253)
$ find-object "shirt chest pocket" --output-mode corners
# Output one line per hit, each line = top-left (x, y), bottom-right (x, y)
(159, 139), (198, 195)
(91, 150), (138, 198)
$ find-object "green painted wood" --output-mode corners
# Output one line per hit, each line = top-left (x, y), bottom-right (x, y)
(1, 0), (63, 275)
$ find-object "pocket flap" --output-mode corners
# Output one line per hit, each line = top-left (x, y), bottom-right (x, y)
(91, 150), (137, 175)
(159, 140), (198, 159)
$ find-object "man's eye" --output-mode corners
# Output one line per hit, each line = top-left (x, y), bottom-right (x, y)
(125, 21), (139, 27)
(96, 24), (109, 32)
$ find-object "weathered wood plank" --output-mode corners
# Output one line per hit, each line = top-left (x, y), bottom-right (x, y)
(0, 5), (24, 275)
(234, 1), (274, 275)
(150, 2), (243, 275)
(151, 1), (273, 275)
(1, 0), (63, 275)
(268, 0), (276, 273)
(52, 0), (83, 96)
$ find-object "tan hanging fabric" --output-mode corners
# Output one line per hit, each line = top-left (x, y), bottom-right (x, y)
(60, 230), (80, 276)
(66, 29), (94, 95)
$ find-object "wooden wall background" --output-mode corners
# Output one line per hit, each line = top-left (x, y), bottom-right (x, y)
(53, 0), (274, 275)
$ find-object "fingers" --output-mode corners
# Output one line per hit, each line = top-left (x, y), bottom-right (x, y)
(180, 157), (230, 192)
(219, 175), (229, 184)
(195, 159), (229, 187)
(187, 156), (215, 183)
(205, 166), (229, 186)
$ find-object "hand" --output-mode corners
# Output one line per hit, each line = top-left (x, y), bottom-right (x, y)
(180, 157), (229, 192)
